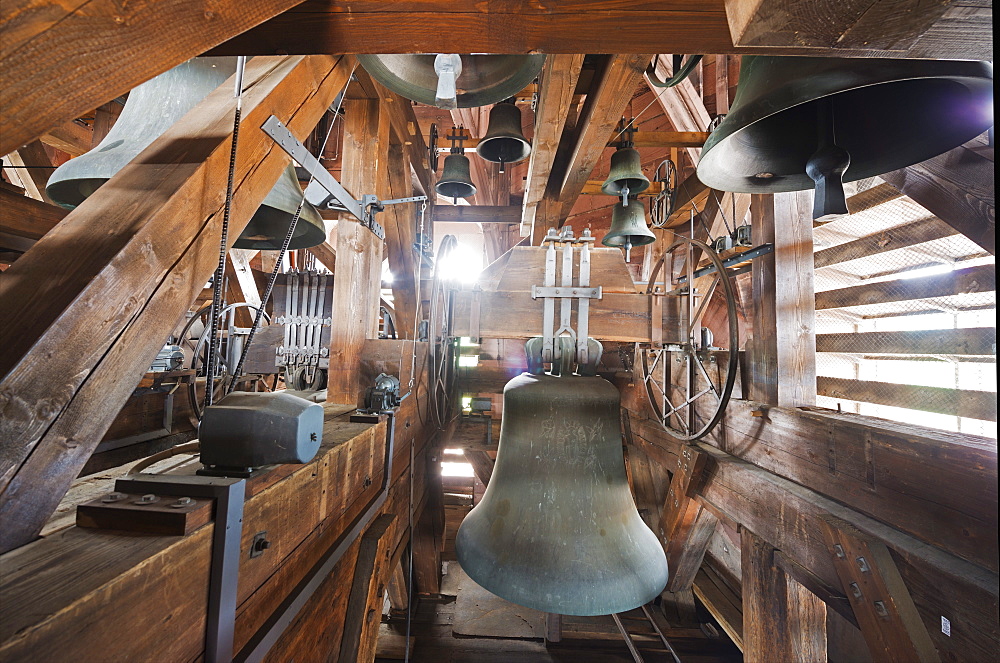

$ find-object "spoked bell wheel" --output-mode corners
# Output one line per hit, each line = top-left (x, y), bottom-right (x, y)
(428, 235), (459, 429)
(637, 236), (738, 440)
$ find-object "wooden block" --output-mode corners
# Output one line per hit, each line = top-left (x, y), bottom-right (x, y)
(76, 493), (212, 536)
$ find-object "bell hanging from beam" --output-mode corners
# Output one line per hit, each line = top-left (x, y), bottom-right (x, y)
(602, 199), (656, 262)
(601, 120), (650, 206)
(476, 101), (531, 173)
(45, 56), (327, 248)
(435, 127), (477, 202)
(456, 337), (668, 616)
(697, 56), (994, 221)
(356, 54), (546, 109)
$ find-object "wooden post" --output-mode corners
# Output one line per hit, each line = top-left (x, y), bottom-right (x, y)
(742, 526), (828, 663)
(659, 447), (718, 591)
(412, 453), (444, 595)
(338, 514), (396, 662)
(326, 97), (390, 405)
(747, 190), (816, 406)
(0, 55), (351, 554)
(383, 142), (419, 338)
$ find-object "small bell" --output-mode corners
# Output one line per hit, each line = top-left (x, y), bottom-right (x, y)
(435, 153), (476, 200)
(602, 200), (655, 262)
(697, 55), (994, 220)
(476, 101), (531, 173)
(601, 146), (650, 205)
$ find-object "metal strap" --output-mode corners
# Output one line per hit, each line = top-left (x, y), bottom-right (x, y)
(577, 240), (592, 365)
(541, 240), (556, 363)
(470, 289), (481, 342)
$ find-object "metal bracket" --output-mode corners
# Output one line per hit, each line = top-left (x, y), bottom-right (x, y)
(115, 474), (246, 663)
(531, 286), (602, 299)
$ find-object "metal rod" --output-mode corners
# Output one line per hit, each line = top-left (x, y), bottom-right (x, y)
(611, 613), (646, 663)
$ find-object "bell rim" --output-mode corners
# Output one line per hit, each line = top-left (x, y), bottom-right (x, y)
(475, 134), (532, 164)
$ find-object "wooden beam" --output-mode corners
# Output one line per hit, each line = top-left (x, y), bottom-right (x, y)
(338, 514), (396, 662)
(748, 191), (816, 407)
(814, 216), (957, 268)
(463, 449), (494, 487)
(881, 141), (995, 255)
(816, 327), (996, 356)
(820, 516), (941, 663)
(434, 205), (521, 224)
(580, 180), (666, 196)
(4, 141), (54, 202)
(553, 54), (653, 224)
(40, 121), (93, 157)
(448, 131), (708, 151)
(326, 97), (389, 405)
(660, 447), (719, 592)
(0, 55), (351, 554)
(0, 187), (66, 240)
(843, 181), (904, 216)
(383, 142), (419, 338)
(306, 241), (336, 272)
(208, 2), (990, 59)
(0, 0), (310, 157)
(815, 264), (996, 310)
(367, 74), (433, 197)
(742, 527), (828, 663)
(817, 376), (997, 422)
(523, 54), (585, 240)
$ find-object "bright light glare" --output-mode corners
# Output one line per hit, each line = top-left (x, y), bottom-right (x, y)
(458, 355), (479, 367)
(381, 260), (394, 284)
(437, 242), (484, 283)
(441, 461), (475, 477)
(443, 448), (464, 455)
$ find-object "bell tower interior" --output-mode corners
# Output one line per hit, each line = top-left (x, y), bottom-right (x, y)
(0, 5), (995, 663)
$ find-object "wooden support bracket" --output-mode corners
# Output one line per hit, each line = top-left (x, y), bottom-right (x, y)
(820, 516), (941, 663)
(659, 446), (718, 592)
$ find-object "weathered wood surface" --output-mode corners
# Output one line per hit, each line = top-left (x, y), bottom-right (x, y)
(208, 0), (989, 59)
(40, 120), (93, 157)
(625, 403), (999, 662)
(814, 263), (995, 310)
(0, 55), (352, 554)
(741, 527), (827, 663)
(659, 447), (719, 592)
(813, 216), (957, 269)
(0, 187), (66, 241)
(382, 142), (420, 339)
(817, 376), (997, 422)
(0, 0), (309, 157)
(434, 205), (521, 225)
(816, 327), (996, 356)
(882, 140), (994, 255)
(4, 141), (55, 202)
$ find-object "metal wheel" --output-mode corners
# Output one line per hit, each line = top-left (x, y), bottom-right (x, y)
(428, 235), (459, 429)
(179, 302), (270, 419)
(649, 159), (677, 228)
(637, 236), (738, 440)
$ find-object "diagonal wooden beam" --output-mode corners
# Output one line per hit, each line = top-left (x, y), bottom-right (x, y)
(383, 142), (420, 338)
(3, 141), (55, 202)
(0, 0), (309, 156)
(0, 54), (351, 554)
(522, 53), (585, 239)
(40, 121), (93, 157)
(306, 240), (336, 272)
(0, 187), (66, 241)
(551, 54), (653, 226)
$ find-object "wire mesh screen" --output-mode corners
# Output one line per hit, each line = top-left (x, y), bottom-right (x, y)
(813, 177), (997, 438)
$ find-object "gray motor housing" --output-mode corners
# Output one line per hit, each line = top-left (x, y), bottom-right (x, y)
(199, 392), (323, 469)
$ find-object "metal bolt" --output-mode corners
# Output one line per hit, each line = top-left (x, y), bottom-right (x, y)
(856, 556), (870, 573)
(833, 544), (845, 559)
(849, 582), (863, 599)
(169, 497), (195, 508)
(135, 494), (159, 505)
(874, 601), (889, 618)
(102, 492), (128, 504)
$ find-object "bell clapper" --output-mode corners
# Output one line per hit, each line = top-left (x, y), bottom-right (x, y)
(806, 97), (851, 221)
(621, 184), (630, 207)
(624, 240), (632, 263)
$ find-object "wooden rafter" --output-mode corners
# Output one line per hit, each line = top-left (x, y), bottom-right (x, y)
(0, 54), (352, 553)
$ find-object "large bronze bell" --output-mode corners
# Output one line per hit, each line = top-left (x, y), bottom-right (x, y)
(601, 147), (650, 202)
(456, 340), (668, 616)
(476, 101), (531, 171)
(698, 56), (994, 219)
(45, 57), (326, 248)
(435, 153), (477, 200)
(356, 54), (545, 109)
(602, 200), (656, 261)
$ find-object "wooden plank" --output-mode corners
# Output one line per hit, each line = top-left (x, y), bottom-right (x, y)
(434, 205), (521, 224)
(553, 54), (653, 223)
(4, 141), (54, 202)
(820, 516), (941, 663)
(814, 263), (996, 310)
(0, 187), (66, 240)
(0, 0), (310, 157)
(463, 450), (494, 487)
(843, 181), (904, 216)
(881, 142), (995, 255)
(813, 216), (957, 268)
(523, 54), (585, 239)
(40, 121), (93, 157)
(816, 327), (996, 356)
(724, 0), (955, 52)
(579, 180), (665, 196)
(326, 97), (389, 405)
(660, 447), (719, 592)
(0, 55), (352, 554)
(208, 1), (989, 59)
(741, 527), (827, 663)
(306, 240), (336, 272)
(817, 376), (997, 422)
(339, 514), (396, 661)
(748, 191), (816, 407)
(692, 565), (744, 651)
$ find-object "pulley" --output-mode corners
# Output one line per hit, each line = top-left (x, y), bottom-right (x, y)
(476, 101), (531, 172)
(356, 54), (545, 109)
(45, 56), (326, 246)
(602, 199), (656, 261)
(456, 338), (668, 616)
(697, 55), (994, 220)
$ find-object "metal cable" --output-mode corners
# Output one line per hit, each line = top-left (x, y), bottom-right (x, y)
(205, 56), (247, 408)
